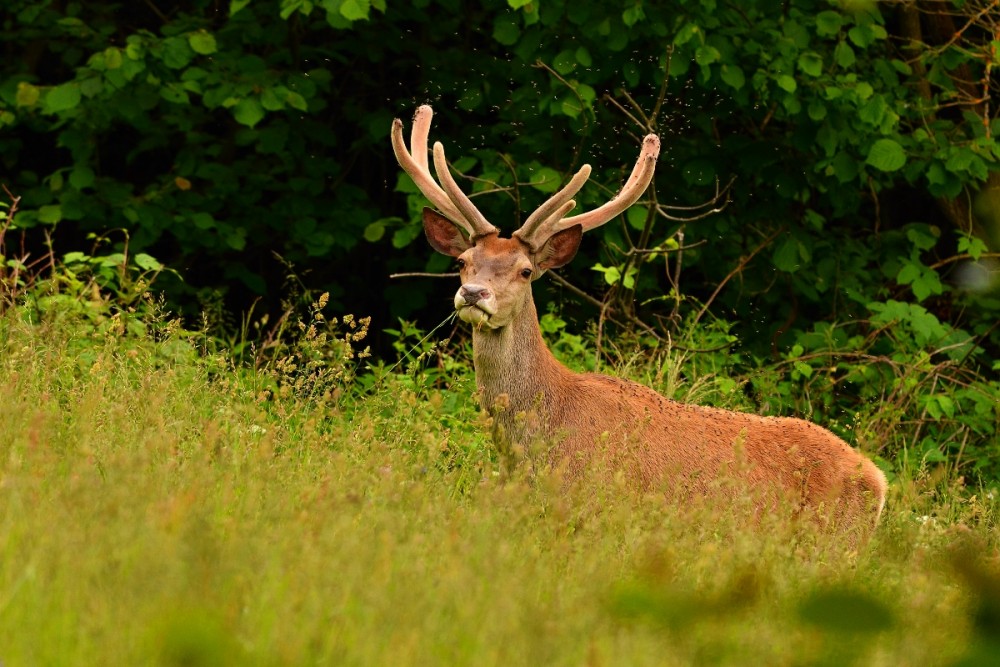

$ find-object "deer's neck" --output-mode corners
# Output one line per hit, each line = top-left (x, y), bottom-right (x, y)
(471, 297), (569, 427)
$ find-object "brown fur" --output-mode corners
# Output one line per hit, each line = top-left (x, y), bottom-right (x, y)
(429, 211), (887, 532)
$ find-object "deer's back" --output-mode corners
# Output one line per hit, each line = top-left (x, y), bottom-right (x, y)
(547, 372), (886, 522)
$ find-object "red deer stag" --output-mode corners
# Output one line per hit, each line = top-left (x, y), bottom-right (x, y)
(391, 105), (887, 530)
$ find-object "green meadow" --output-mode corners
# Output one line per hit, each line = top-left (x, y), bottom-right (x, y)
(1, 294), (998, 667)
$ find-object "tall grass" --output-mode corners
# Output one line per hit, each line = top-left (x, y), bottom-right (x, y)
(0, 297), (998, 667)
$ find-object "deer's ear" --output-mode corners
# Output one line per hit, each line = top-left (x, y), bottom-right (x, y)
(535, 224), (582, 271)
(422, 208), (471, 257)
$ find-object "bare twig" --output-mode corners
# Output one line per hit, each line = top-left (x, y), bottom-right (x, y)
(624, 239), (708, 256)
(929, 252), (1000, 271)
(649, 45), (675, 126)
(619, 89), (654, 132)
(658, 176), (736, 212)
(496, 152), (522, 221)
(0, 185), (20, 252)
(546, 270), (665, 342)
(142, 0), (170, 23)
(668, 228), (685, 322)
(601, 94), (647, 133)
(390, 271), (459, 279)
(533, 59), (593, 135)
(691, 228), (783, 327)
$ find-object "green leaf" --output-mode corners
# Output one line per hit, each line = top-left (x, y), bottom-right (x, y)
(958, 234), (988, 261)
(363, 220), (385, 242)
(260, 88), (284, 111)
(560, 98), (583, 118)
(162, 37), (194, 69)
(773, 238), (801, 273)
(575, 47), (592, 67)
(285, 91), (308, 112)
(896, 261), (921, 286)
(592, 263), (621, 286)
(815, 11), (843, 37)
(896, 258), (943, 302)
(720, 64), (745, 90)
(493, 16), (520, 45)
(134, 253), (163, 271)
(798, 52), (823, 77)
(392, 223), (422, 249)
(866, 139), (906, 172)
(776, 75), (797, 93)
(673, 23), (700, 46)
(46, 83), (81, 112)
(531, 167), (562, 193)
(104, 47), (123, 69)
(233, 98), (265, 128)
(626, 206), (647, 231)
(69, 167), (95, 190)
(945, 147), (977, 175)
(553, 49), (576, 75)
(621, 266), (636, 289)
(192, 212), (215, 229)
(935, 395), (955, 419)
(906, 225), (939, 251)
(230, 0), (251, 16)
(38, 205), (63, 224)
(225, 229), (247, 251)
(280, 0), (310, 19)
(848, 24), (875, 48)
(160, 83), (190, 104)
(793, 361), (814, 379)
(622, 5), (645, 27)
(807, 99), (827, 121)
(834, 41), (855, 68)
(830, 152), (858, 183)
(858, 95), (886, 125)
(340, 0), (369, 21)
(188, 31), (218, 55)
(695, 45), (720, 66)
(16, 82), (40, 107)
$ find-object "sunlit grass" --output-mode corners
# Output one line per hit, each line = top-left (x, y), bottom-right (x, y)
(0, 304), (998, 666)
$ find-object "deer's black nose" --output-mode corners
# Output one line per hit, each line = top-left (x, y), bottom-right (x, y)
(460, 284), (490, 305)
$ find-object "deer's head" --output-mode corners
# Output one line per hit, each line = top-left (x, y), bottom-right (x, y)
(392, 105), (659, 330)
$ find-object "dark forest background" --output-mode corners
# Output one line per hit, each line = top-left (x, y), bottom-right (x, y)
(1, 0), (998, 477)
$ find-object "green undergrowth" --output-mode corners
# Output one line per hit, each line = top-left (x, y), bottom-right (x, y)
(1, 294), (999, 666)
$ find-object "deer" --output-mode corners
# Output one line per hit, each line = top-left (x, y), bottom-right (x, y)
(391, 105), (888, 532)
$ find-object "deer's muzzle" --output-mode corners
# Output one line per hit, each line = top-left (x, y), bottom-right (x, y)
(454, 284), (496, 325)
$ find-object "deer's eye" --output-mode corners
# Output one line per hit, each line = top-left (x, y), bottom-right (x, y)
(520, 268), (533, 279)
(456, 258), (466, 270)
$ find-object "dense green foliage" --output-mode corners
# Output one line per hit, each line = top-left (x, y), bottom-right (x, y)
(1, 0), (998, 480)
(1, 287), (999, 665)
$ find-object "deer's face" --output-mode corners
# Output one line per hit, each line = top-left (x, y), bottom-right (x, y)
(453, 236), (535, 329)
(422, 207), (584, 331)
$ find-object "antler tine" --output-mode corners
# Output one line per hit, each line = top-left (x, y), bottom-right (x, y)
(390, 105), (497, 239)
(391, 115), (466, 231)
(551, 134), (660, 235)
(512, 164), (591, 249)
(409, 105), (432, 172)
(431, 142), (498, 239)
